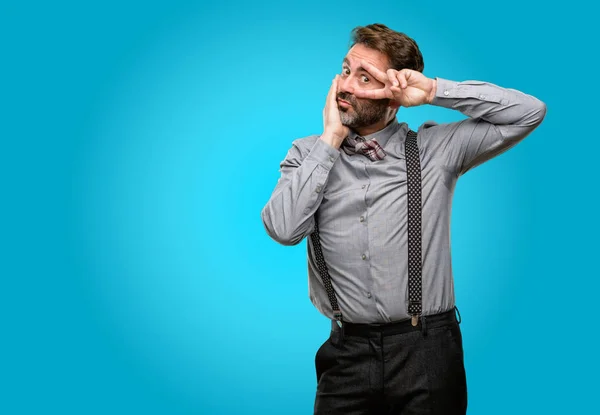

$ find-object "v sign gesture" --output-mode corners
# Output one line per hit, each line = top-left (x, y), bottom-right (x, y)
(352, 60), (437, 108)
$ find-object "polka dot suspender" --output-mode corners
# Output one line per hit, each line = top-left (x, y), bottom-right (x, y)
(309, 129), (423, 326)
(405, 129), (423, 326)
(309, 219), (343, 324)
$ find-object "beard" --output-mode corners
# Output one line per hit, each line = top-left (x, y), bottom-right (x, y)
(337, 92), (390, 129)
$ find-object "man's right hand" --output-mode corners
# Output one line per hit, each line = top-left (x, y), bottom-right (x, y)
(321, 75), (349, 149)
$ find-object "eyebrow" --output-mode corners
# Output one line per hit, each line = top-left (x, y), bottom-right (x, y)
(342, 57), (369, 74)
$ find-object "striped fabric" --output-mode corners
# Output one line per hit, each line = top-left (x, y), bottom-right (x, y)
(341, 135), (386, 161)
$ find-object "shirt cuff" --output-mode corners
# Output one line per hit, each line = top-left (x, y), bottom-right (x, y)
(306, 136), (341, 169)
(431, 77), (507, 107)
(430, 77), (460, 108)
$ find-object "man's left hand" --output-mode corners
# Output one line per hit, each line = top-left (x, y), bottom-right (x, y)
(352, 60), (437, 108)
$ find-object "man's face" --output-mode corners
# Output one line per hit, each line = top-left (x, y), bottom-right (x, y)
(337, 44), (392, 129)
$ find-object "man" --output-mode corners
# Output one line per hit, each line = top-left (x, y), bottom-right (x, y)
(260, 23), (546, 415)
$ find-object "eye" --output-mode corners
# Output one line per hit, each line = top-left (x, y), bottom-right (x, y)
(361, 75), (369, 82)
(342, 67), (350, 75)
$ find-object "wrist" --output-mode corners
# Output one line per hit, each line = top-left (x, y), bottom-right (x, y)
(427, 78), (437, 104)
(320, 130), (345, 149)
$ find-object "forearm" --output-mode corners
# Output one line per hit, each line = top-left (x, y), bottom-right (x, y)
(261, 137), (339, 246)
(430, 77), (547, 141)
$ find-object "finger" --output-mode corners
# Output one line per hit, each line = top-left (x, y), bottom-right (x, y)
(330, 75), (340, 107)
(328, 76), (336, 96)
(359, 60), (388, 84)
(387, 69), (399, 87)
(333, 75), (341, 98)
(325, 76), (336, 107)
(352, 87), (390, 100)
(390, 85), (402, 94)
(398, 69), (411, 88)
(390, 85), (405, 102)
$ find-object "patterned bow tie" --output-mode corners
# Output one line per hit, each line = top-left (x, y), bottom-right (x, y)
(341, 135), (387, 161)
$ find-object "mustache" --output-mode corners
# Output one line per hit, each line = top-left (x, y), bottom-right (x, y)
(337, 92), (356, 106)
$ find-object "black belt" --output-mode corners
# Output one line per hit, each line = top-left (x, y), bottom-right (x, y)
(336, 307), (459, 337)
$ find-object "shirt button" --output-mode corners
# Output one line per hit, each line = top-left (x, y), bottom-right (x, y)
(366, 292), (372, 298)
(328, 156), (335, 163)
(361, 254), (367, 260)
(443, 90), (449, 96)
(359, 216), (364, 222)
(361, 184), (366, 189)
(315, 184), (322, 193)
(479, 94), (486, 99)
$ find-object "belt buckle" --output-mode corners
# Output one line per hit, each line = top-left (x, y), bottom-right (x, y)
(411, 314), (419, 327)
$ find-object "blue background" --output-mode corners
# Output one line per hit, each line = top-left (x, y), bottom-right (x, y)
(2, 0), (598, 413)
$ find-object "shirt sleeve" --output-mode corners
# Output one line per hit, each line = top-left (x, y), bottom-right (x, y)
(261, 136), (340, 246)
(425, 77), (547, 176)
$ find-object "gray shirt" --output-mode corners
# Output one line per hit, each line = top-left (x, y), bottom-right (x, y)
(261, 77), (546, 323)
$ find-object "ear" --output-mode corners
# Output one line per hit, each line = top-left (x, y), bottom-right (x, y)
(388, 100), (401, 109)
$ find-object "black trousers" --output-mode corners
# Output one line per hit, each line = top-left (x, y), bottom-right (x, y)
(314, 308), (467, 415)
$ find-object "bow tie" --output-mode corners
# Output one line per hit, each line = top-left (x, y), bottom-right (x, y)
(341, 135), (387, 161)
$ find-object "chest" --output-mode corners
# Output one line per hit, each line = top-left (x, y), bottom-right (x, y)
(319, 152), (454, 223)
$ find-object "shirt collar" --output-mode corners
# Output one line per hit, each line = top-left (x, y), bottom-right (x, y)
(347, 118), (401, 150)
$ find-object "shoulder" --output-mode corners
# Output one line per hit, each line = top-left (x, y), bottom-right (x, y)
(416, 120), (440, 136)
(292, 134), (320, 148)
(415, 118), (470, 145)
(413, 120), (440, 149)
(288, 134), (320, 158)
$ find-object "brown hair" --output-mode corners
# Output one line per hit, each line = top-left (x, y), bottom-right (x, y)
(349, 23), (424, 73)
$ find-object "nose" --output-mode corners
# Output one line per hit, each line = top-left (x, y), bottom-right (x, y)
(339, 74), (355, 95)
